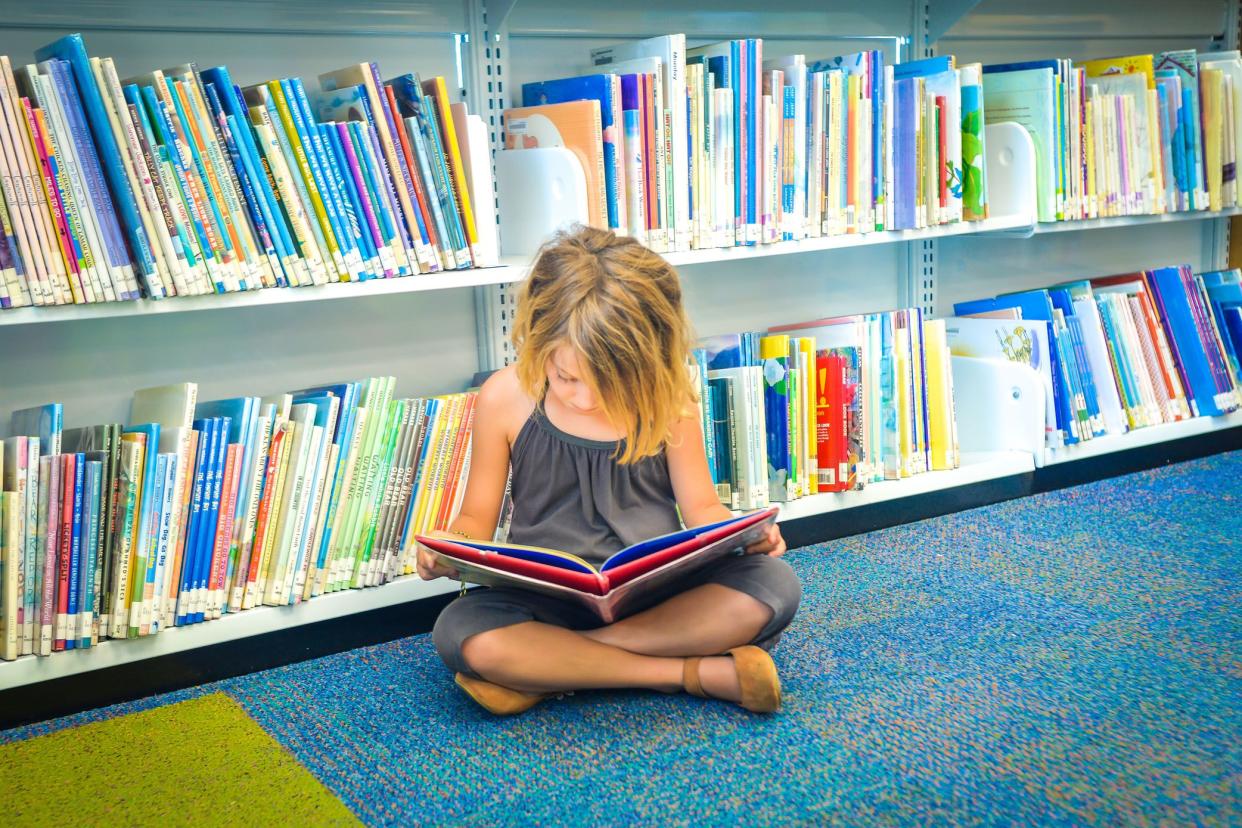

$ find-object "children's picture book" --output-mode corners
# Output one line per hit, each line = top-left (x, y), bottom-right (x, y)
(416, 507), (778, 622)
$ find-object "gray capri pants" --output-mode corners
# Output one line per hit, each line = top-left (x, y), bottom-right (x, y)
(432, 552), (801, 677)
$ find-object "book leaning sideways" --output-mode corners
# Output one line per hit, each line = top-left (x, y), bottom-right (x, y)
(416, 506), (778, 622)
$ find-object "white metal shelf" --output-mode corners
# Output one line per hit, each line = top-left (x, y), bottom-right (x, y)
(774, 450), (1035, 522)
(0, 213), (1032, 328)
(0, 449), (1034, 688)
(1043, 410), (1242, 466)
(0, 575), (460, 689)
(1024, 207), (1242, 236)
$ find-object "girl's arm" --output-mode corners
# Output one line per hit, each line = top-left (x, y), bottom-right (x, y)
(666, 415), (786, 556)
(416, 372), (517, 579)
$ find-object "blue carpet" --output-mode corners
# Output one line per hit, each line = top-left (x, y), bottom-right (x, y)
(4, 452), (1240, 825)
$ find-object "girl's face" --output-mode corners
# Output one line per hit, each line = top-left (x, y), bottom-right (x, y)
(546, 345), (602, 416)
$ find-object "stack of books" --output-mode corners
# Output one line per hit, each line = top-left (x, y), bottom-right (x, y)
(508, 36), (989, 254)
(949, 265), (1242, 450)
(691, 310), (960, 509)
(982, 49), (1242, 222)
(0, 381), (475, 660)
(0, 33), (498, 310)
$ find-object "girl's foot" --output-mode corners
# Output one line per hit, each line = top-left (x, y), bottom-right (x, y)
(455, 673), (547, 715)
(683, 646), (782, 713)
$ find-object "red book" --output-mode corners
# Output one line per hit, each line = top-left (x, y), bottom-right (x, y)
(55, 454), (75, 651)
(245, 423), (288, 598)
(417, 507), (779, 623)
(383, 82), (439, 255)
(207, 443), (240, 617)
(828, 353), (849, 493)
(815, 352), (835, 493)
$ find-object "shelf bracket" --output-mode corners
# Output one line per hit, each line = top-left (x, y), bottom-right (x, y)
(926, 0), (984, 44)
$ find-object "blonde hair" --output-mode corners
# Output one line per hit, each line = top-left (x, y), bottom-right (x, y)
(511, 225), (697, 463)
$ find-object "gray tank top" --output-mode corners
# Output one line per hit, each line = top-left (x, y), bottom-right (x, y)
(506, 406), (683, 566)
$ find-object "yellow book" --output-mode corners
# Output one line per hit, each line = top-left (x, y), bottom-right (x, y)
(409, 396), (453, 539)
(421, 395), (466, 540)
(1080, 55), (1155, 89)
(1203, 68), (1224, 212)
(893, 326), (912, 479)
(423, 76), (478, 248)
(795, 336), (817, 496)
(922, 320), (958, 471)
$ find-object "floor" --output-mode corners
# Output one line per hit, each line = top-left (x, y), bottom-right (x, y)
(3, 452), (1239, 826)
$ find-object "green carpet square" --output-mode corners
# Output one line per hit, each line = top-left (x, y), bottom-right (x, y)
(0, 692), (360, 827)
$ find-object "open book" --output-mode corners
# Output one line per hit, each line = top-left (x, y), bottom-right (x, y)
(416, 507), (779, 622)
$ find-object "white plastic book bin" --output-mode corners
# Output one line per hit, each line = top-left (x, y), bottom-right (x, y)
(951, 356), (1046, 461)
(495, 147), (590, 258)
(983, 121), (1039, 234)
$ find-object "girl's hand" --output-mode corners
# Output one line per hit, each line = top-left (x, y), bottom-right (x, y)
(745, 523), (787, 558)
(416, 539), (461, 581)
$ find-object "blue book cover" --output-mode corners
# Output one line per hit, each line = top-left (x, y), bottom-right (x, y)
(35, 34), (158, 286)
(44, 59), (136, 298)
(690, 349), (717, 483)
(200, 67), (295, 265)
(198, 416), (231, 623)
(707, 378), (735, 494)
(346, 120), (400, 276)
(320, 122), (375, 278)
(178, 419), (212, 625)
(1149, 266), (1234, 415)
(11, 403), (64, 455)
(869, 50), (884, 226)
(196, 398), (259, 601)
(701, 333), (748, 369)
(1049, 287), (1103, 432)
(523, 74), (622, 230)
(294, 79), (366, 275)
(202, 80), (283, 279)
(893, 77), (918, 229)
(283, 79), (355, 278)
(80, 459), (102, 647)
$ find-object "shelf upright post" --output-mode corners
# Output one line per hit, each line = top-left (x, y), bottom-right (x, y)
(463, 0), (521, 372)
(1207, 0), (1241, 271)
(905, 0), (939, 318)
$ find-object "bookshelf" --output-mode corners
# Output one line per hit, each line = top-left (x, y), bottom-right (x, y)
(1, 0), (1241, 691)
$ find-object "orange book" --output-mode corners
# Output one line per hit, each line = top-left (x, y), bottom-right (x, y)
(503, 100), (609, 230)
(434, 393), (477, 532)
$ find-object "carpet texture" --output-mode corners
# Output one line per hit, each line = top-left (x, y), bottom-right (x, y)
(2, 452), (1239, 826)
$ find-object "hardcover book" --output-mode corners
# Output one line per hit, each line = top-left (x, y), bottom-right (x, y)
(417, 507), (777, 622)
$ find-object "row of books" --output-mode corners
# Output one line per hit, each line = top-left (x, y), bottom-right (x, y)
(508, 38), (990, 254)
(0, 381), (475, 660)
(0, 33), (500, 309)
(948, 265), (1241, 450)
(983, 49), (1242, 221)
(691, 311), (960, 510)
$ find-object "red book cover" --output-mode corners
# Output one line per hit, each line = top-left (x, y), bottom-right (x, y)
(246, 423), (287, 592)
(829, 353), (849, 493)
(602, 508), (775, 589)
(55, 454), (75, 651)
(383, 83), (439, 254)
(427, 538), (608, 595)
(642, 73), (657, 232)
(815, 352), (835, 493)
(208, 443), (240, 611)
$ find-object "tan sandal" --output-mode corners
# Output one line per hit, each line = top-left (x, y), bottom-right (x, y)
(454, 673), (548, 716)
(683, 645), (782, 713)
